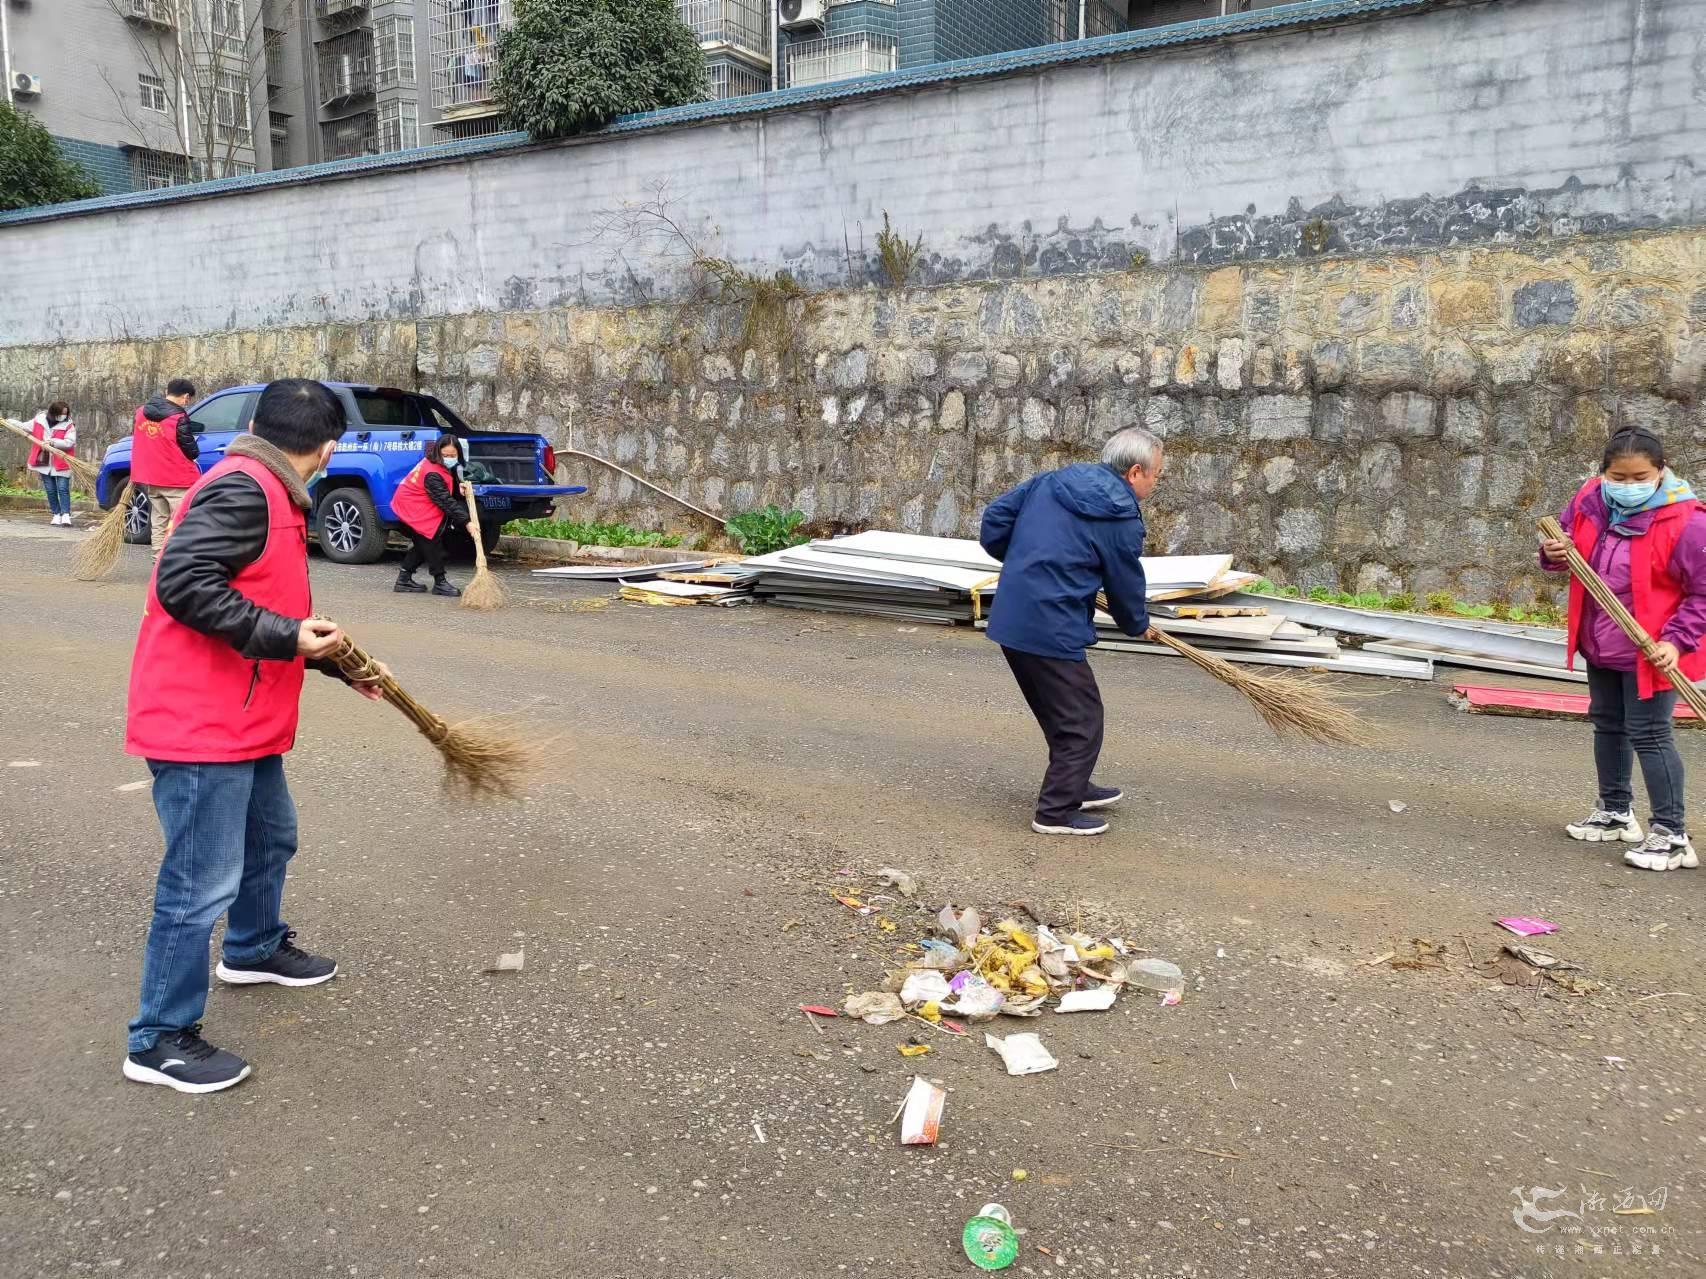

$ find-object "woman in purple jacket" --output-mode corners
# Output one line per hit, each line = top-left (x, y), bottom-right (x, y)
(1540, 428), (1706, 872)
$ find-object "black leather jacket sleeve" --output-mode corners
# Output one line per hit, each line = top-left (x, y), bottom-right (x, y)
(424, 470), (469, 526)
(154, 473), (307, 663)
(174, 414), (200, 462)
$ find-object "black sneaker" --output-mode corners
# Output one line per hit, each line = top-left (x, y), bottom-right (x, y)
(1031, 813), (1109, 837)
(431, 577), (461, 598)
(216, 931), (337, 987)
(123, 1024), (250, 1094)
(394, 573), (428, 594)
(1080, 783), (1124, 811)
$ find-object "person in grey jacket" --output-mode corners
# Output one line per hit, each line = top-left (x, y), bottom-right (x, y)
(979, 427), (1162, 836)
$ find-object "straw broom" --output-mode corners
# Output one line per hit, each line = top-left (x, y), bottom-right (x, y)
(1539, 515), (1706, 718)
(326, 630), (536, 800)
(459, 479), (505, 611)
(0, 414), (134, 580)
(1097, 591), (1376, 747)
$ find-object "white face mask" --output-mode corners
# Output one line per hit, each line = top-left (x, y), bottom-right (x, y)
(442, 453), (460, 468)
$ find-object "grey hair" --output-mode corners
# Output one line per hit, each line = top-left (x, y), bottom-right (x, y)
(1100, 426), (1162, 474)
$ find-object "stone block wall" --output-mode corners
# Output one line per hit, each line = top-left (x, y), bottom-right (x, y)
(4, 228), (1702, 601)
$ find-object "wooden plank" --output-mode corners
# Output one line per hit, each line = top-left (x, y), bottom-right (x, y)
(1152, 604), (1269, 619)
(1450, 683), (1702, 725)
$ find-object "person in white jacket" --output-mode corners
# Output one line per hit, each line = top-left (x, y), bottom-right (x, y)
(27, 401), (77, 526)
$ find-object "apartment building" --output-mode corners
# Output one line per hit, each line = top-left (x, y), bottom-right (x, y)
(2, 0), (269, 194)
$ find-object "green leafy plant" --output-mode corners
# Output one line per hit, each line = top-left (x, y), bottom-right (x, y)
(1384, 592), (1416, 613)
(874, 210), (924, 288)
(725, 505), (808, 556)
(0, 102), (100, 211)
(495, 0), (706, 140)
(503, 517), (682, 548)
(1128, 248), (1150, 270)
(1424, 590), (1456, 614)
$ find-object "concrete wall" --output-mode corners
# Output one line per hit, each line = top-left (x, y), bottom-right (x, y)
(4, 0), (1704, 347)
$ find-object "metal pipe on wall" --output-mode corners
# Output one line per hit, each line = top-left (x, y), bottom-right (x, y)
(2, 0), (15, 106)
(771, 0), (780, 90)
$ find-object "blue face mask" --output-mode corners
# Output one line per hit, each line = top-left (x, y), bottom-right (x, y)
(1604, 477), (1660, 508)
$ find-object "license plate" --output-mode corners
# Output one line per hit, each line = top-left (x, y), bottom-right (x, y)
(481, 494), (512, 510)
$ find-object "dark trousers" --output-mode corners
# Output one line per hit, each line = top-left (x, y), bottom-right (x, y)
(1002, 646), (1105, 824)
(1586, 661), (1685, 832)
(400, 527), (448, 579)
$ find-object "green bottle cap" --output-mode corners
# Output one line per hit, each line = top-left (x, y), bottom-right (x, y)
(961, 1211), (1020, 1270)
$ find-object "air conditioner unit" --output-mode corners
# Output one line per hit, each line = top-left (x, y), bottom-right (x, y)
(778, 0), (827, 31)
(12, 72), (43, 97)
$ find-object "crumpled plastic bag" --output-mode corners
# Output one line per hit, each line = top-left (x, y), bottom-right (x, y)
(945, 972), (1005, 1020)
(900, 970), (952, 1007)
(938, 905), (982, 946)
(984, 1031), (1059, 1076)
(843, 991), (906, 1024)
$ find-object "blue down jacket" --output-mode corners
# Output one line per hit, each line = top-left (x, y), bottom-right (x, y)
(978, 462), (1149, 661)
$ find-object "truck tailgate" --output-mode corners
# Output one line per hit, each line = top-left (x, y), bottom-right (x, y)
(469, 483), (587, 511)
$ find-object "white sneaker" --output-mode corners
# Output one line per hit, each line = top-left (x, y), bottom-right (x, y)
(1624, 824), (1699, 872)
(1566, 808), (1642, 843)
(57, 514), (69, 526)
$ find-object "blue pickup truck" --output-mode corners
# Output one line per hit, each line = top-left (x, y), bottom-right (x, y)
(96, 382), (585, 563)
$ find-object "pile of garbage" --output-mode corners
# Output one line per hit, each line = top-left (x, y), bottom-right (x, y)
(839, 903), (1185, 1049)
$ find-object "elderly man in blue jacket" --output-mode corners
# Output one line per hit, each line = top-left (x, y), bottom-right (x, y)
(979, 427), (1161, 836)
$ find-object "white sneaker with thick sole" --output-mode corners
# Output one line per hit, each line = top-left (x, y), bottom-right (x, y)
(1566, 808), (1642, 843)
(1624, 825), (1699, 872)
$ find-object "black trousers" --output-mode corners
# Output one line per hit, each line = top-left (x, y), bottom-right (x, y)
(401, 527), (448, 579)
(1002, 646), (1105, 824)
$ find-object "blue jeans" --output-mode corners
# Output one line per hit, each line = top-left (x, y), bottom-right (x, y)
(38, 472), (71, 516)
(128, 755), (298, 1052)
(1585, 661), (1685, 833)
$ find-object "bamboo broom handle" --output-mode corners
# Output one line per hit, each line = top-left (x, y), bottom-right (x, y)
(462, 480), (490, 571)
(0, 416), (100, 484)
(1538, 515), (1706, 720)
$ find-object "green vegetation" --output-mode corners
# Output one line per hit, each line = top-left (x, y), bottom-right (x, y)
(0, 102), (100, 211)
(875, 210), (925, 288)
(503, 517), (682, 548)
(1250, 579), (1563, 627)
(494, 0), (706, 140)
(725, 505), (808, 556)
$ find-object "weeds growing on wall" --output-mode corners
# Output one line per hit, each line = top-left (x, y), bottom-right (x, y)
(874, 211), (924, 288)
(694, 256), (807, 354)
(725, 505), (809, 556)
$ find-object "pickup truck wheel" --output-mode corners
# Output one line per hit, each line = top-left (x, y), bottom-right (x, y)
(316, 487), (386, 564)
(480, 520), (503, 555)
(122, 484), (151, 545)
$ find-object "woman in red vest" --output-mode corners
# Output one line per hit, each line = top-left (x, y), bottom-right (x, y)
(1541, 428), (1706, 872)
(391, 433), (469, 597)
(123, 379), (388, 1094)
(26, 400), (77, 526)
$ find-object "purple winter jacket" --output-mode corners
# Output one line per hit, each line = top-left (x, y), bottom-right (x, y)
(1540, 486), (1706, 671)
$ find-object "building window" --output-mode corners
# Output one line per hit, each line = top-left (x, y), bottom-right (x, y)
(233, 160), (256, 176)
(209, 70), (252, 142)
(376, 16), (417, 89)
(378, 99), (419, 152)
(139, 73), (170, 113)
(321, 112), (377, 160)
(432, 0), (511, 112)
(319, 28), (376, 104)
(133, 148), (190, 191)
(212, 0), (248, 55)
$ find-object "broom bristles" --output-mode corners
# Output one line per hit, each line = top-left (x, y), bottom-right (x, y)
(74, 481), (133, 581)
(458, 479), (506, 611)
(1097, 590), (1376, 746)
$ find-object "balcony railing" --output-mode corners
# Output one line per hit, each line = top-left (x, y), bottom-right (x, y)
(321, 111), (377, 161)
(431, 0), (512, 113)
(676, 0), (769, 61)
(319, 29), (375, 105)
(785, 31), (896, 89)
(124, 0), (176, 28)
(316, 0), (369, 21)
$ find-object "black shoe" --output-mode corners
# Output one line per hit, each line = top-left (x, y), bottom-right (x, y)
(216, 930), (337, 987)
(431, 577), (461, 598)
(394, 573), (427, 593)
(1080, 783), (1124, 811)
(123, 1024), (250, 1094)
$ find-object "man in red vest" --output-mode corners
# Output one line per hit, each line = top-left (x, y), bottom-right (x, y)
(123, 379), (388, 1094)
(129, 378), (201, 552)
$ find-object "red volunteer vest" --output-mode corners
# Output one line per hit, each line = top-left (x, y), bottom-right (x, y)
(129, 402), (201, 487)
(1565, 477), (1706, 699)
(392, 458), (454, 539)
(29, 417), (75, 473)
(125, 454), (311, 762)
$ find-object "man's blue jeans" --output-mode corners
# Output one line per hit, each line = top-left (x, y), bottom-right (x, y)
(128, 755), (297, 1053)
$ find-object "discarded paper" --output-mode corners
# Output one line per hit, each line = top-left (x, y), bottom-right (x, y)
(899, 1076), (945, 1146)
(843, 991), (907, 1024)
(876, 867), (919, 898)
(1055, 986), (1118, 1013)
(485, 948), (524, 973)
(984, 1031), (1059, 1076)
(1497, 916), (1559, 937)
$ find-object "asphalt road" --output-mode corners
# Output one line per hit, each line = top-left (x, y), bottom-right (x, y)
(0, 513), (1700, 1279)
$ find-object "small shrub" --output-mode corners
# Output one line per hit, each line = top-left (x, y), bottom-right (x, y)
(503, 517), (682, 548)
(725, 505), (809, 556)
(1251, 578), (1277, 594)
(1424, 590), (1456, 614)
(1307, 585), (1333, 602)
(1128, 248), (1150, 271)
(874, 211), (924, 289)
(1452, 601), (1497, 619)
(1385, 592), (1416, 613)
(1277, 585), (1302, 599)
(696, 256), (806, 354)
(1351, 591), (1385, 610)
